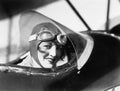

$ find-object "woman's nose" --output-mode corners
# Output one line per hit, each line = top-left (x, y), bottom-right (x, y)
(49, 45), (56, 57)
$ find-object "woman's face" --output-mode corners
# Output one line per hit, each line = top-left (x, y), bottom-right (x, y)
(37, 41), (62, 68)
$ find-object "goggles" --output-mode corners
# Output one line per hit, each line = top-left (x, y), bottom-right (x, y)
(29, 30), (67, 45)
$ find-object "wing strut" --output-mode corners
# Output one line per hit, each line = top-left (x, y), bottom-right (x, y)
(6, 17), (13, 63)
(106, 0), (111, 32)
(66, 0), (92, 31)
(3, 6), (13, 63)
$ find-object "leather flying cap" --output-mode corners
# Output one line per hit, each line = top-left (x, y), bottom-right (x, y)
(29, 22), (61, 41)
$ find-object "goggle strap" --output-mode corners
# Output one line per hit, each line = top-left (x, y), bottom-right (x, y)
(29, 34), (37, 41)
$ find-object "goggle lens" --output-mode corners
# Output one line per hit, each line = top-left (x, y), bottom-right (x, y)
(37, 31), (55, 41)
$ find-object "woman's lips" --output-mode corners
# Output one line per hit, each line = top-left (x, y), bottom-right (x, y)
(45, 58), (54, 63)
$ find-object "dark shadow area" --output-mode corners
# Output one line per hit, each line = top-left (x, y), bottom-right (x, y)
(110, 24), (120, 36)
(0, 0), (58, 19)
(44, 32), (120, 91)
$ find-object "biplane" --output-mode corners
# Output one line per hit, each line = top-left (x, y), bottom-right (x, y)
(0, 0), (120, 91)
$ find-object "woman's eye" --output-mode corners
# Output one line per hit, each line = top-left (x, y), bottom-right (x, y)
(44, 45), (51, 49)
(38, 42), (53, 52)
